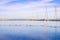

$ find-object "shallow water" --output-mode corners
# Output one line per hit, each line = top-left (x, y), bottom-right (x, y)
(0, 21), (60, 40)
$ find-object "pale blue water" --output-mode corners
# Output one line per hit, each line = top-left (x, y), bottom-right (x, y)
(0, 21), (60, 40)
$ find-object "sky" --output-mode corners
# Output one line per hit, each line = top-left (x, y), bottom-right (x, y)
(0, 0), (60, 19)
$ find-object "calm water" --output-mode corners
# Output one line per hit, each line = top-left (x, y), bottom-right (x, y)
(0, 21), (60, 40)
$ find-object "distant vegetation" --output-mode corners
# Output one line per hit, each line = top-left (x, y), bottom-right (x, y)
(0, 19), (60, 21)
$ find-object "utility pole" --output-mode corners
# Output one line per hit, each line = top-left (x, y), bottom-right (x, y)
(45, 6), (49, 40)
(55, 6), (57, 40)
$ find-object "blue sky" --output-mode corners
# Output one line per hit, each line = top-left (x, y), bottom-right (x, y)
(0, 0), (60, 19)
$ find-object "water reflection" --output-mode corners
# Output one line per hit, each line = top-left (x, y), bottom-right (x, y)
(0, 21), (60, 40)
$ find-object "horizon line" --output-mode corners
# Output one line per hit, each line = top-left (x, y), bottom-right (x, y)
(0, 19), (60, 21)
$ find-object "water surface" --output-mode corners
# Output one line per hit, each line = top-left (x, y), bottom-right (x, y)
(0, 21), (60, 40)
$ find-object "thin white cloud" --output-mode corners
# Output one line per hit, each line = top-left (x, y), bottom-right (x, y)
(0, 0), (13, 5)
(42, 0), (53, 2)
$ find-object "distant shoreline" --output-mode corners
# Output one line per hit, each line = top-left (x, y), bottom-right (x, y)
(0, 19), (60, 21)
